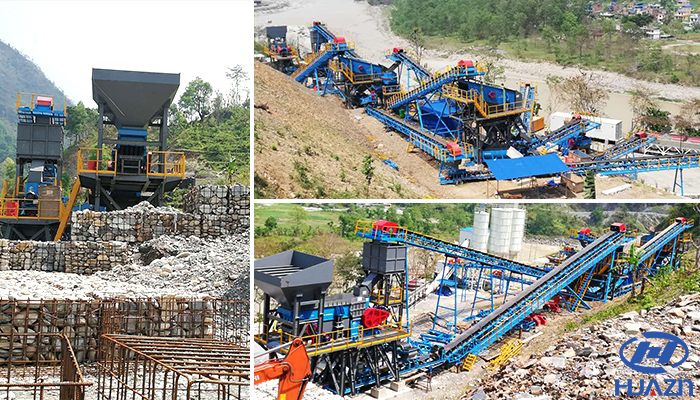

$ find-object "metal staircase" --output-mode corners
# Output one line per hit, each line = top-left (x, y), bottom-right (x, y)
(386, 64), (482, 109)
(292, 42), (354, 82)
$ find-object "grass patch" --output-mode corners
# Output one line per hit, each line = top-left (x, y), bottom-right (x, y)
(579, 259), (700, 327)
(564, 321), (579, 332)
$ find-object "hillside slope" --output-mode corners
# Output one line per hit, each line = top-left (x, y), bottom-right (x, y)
(253, 62), (427, 199)
(0, 40), (68, 162)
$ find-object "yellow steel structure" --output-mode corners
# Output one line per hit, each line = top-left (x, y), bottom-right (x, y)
(255, 321), (412, 357)
(77, 148), (186, 178)
(291, 42), (356, 79)
(461, 353), (478, 372)
(488, 339), (524, 371)
(16, 92), (66, 115)
(385, 64), (486, 109)
(146, 151), (186, 178)
(53, 177), (82, 241)
(442, 84), (537, 121)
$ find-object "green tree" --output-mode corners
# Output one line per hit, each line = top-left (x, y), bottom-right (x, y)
(1, 157), (15, 188)
(178, 77), (214, 122)
(264, 216), (277, 230)
(291, 205), (307, 226)
(642, 107), (672, 133)
(623, 244), (645, 298)
(590, 206), (604, 226)
(65, 102), (98, 143)
(335, 251), (363, 291)
(362, 155), (375, 188)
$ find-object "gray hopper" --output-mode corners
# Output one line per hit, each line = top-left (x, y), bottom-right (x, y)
(254, 250), (335, 308)
(92, 68), (180, 128)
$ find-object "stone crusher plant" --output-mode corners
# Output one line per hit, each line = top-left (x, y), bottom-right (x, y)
(261, 22), (700, 193)
(255, 217), (693, 396)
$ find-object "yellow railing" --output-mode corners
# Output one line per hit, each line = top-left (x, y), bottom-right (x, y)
(16, 92), (66, 115)
(77, 148), (186, 178)
(0, 198), (63, 220)
(386, 65), (468, 108)
(328, 60), (378, 85)
(77, 148), (116, 175)
(442, 84), (537, 120)
(0, 180), (8, 217)
(255, 320), (412, 357)
(147, 151), (186, 178)
(370, 284), (404, 305)
(292, 42), (356, 78)
(383, 85), (403, 96)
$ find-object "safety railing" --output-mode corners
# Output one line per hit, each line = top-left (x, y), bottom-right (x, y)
(146, 151), (186, 178)
(442, 85), (534, 119)
(77, 148), (116, 175)
(370, 284), (404, 305)
(328, 60), (379, 85)
(16, 92), (67, 114)
(386, 64), (469, 108)
(0, 197), (63, 220)
(279, 320), (412, 357)
(383, 85), (403, 96)
(292, 42), (356, 78)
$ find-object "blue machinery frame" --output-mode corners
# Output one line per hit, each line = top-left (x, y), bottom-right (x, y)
(272, 22), (700, 190)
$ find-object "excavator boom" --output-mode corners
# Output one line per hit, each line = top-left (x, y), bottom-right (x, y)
(254, 338), (311, 400)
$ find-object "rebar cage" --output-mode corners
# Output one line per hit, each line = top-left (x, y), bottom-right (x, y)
(97, 335), (249, 400)
(0, 333), (91, 400)
(100, 298), (249, 347)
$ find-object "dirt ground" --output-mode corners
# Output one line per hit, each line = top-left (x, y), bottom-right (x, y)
(254, 62), (428, 199)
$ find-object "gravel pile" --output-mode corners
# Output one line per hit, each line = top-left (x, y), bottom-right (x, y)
(471, 293), (700, 399)
(96, 234), (250, 300)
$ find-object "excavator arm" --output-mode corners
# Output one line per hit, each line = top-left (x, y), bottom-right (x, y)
(254, 338), (311, 400)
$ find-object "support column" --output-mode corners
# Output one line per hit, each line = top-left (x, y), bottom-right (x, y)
(262, 294), (270, 342)
(293, 293), (303, 337)
(317, 290), (326, 335)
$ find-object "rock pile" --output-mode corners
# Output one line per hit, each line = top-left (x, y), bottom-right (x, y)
(71, 185), (250, 243)
(0, 240), (128, 274)
(475, 293), (700, 399)
(96, 233), (250, 300)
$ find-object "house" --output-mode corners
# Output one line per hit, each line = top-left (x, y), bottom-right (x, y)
(691, 13), (699, 25)
(676, 3), (693, 21)
(645, 27), (661, 40)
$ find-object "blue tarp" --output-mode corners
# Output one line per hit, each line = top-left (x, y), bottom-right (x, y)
(485, 153), (569, 180)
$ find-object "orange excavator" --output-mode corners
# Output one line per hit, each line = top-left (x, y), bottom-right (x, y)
(254, 337), (312, 400)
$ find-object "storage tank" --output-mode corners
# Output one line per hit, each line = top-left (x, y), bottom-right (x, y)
(472, 211), (490, 252)
(509, 208), (526, 253)
(459, 227), (474, 247)
(488, 208), (514, 256)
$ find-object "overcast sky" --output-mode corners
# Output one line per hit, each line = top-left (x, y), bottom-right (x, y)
(0, 0), (252, 105)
